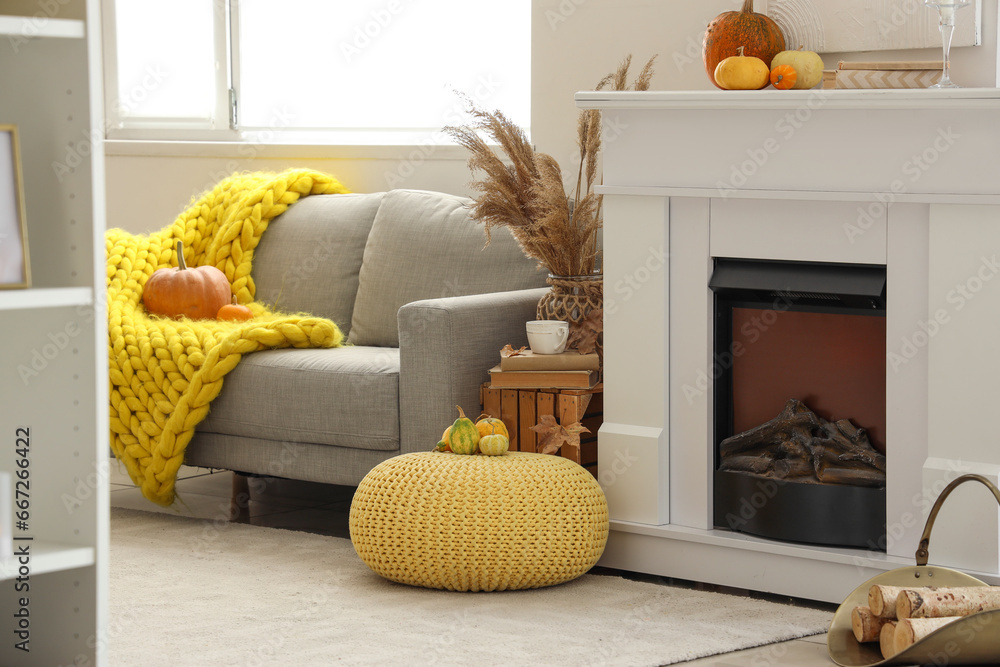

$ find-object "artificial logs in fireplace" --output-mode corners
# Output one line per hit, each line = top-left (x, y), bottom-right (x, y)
(719, 398), (886, 488)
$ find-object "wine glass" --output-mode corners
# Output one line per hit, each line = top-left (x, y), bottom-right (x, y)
(925, 0), (970, 89)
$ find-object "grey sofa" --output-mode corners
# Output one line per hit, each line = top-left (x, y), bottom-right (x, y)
(183, 189), (549, 489)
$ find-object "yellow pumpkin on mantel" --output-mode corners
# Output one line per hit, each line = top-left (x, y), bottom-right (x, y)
(714, 46), (770, 90)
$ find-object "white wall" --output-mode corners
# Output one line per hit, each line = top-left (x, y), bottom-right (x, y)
(104, 147), (471, 234)
(530, 0), (998, 161)
(105, 0), (998, 234)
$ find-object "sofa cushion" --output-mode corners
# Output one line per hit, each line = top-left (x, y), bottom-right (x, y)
(196, 346), (400, 452)
(348, 189), (546, 347)
(252, 192), (384, 337)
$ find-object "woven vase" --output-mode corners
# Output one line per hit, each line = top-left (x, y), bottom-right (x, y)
(536, 273), (603, 355)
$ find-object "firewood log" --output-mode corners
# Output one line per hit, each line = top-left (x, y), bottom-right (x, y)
(718, 398), (885, 486)
(717, 455), (774, 475)
(869, 584), (905, 619)
(719, 399), (819, 458)
(833, 418), (867, 443)
(896, 586), (1000, 619)
(893, 617), (962, 653)
(770, 455), (814, 479)
(817, 420), (885, 471)
(852, 605), (889, 642)
(813, 466), (888, 488)
(879, 621), (897, 659)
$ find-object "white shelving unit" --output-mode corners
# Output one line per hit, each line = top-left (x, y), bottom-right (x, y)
(0, 2), (108, 665)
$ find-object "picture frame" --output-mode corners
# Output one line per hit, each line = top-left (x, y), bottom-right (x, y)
(0, 125), (29, 289)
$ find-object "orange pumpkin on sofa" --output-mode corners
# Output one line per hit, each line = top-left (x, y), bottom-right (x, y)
(143, 239), (232, 320)
(217, 296), (254, 322)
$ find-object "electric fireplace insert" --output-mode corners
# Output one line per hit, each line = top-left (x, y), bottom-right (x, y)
(710, 258), (888, 549)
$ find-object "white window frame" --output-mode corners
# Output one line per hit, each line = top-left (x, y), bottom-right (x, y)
(102, 0), (238, 141)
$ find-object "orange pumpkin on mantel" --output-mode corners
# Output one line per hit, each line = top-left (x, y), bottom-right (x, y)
(143, 239), (232, 320)
(703, 0), (786, 90)
(217, 296), (254, 322)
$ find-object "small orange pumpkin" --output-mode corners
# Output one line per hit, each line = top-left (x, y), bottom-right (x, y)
(475, 415), (509, 440)
(143, 240), (232, 320)
(217, 295), (254, 322)
(770, 64), (797, 90)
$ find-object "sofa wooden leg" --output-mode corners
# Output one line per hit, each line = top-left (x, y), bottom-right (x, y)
(230, 472), (251, 522)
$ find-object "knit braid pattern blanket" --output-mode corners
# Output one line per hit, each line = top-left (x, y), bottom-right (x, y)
(106, 169), (350, 506)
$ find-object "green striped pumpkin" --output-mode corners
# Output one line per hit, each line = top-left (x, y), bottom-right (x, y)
(445, 406), (480, 455)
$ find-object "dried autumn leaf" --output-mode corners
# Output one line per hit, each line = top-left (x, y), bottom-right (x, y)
(529, 414), (591, 455)
(500, 344), (527, 357)
(567, 308), (603, 355)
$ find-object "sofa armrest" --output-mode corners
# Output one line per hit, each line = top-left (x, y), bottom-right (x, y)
(398, 287), (548, 455)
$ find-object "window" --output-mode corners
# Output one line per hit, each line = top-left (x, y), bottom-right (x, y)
(103, 1), (532, 144)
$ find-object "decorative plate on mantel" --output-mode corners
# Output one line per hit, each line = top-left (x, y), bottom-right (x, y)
(757, 0), (980, 53)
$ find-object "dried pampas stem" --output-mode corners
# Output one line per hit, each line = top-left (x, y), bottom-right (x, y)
(446, 54), (657, 277)
(634, 55), (658, 91)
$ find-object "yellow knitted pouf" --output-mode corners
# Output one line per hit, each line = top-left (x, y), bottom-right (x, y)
(349, 451), (609, 592)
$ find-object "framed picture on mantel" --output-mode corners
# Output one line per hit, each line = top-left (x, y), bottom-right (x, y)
(0, 125), (30, 289)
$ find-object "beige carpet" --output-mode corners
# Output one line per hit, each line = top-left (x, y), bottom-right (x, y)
(109, 507), (832, 666)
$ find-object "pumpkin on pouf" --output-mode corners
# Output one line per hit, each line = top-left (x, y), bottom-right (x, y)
(703, 0), (785, 90)
(143, 239), (232, 320)
(479, 434), (510, 456)
(475, 415), (509, 440)
(439, 406), (480, 455)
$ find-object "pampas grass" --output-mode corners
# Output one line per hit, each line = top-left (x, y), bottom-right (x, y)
(445, 54), (657, 277)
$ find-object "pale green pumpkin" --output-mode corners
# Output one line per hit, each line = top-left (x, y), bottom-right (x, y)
(479, 434), (510, 456)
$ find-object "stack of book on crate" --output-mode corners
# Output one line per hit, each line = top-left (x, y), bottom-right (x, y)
(822, 60), (943, 89)
(489, 350), (601, 389)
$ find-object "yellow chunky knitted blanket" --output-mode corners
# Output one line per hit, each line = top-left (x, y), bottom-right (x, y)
(106, 169), (350, 505)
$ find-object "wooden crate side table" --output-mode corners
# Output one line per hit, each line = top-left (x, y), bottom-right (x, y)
(480, 383), (603, 477)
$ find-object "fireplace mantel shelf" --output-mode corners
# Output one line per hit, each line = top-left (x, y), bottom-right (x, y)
(595, 185), (1000, 206)
(576, 88), (1000, 110)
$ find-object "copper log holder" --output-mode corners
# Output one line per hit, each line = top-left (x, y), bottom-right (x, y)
(828, 474), (1000, 666)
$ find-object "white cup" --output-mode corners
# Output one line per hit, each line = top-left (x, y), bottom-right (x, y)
(526, 320), (569, 354)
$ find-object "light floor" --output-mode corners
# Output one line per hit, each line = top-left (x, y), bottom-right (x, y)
(110, 464), (838, 666)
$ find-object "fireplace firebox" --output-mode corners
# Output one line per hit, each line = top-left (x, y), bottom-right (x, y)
(710, 258), (888, 548)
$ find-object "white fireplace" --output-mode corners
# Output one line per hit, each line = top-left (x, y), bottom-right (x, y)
(577, 88), (1000, 603)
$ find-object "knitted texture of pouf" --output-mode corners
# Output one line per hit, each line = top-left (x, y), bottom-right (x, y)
(349, 451), (609, 591)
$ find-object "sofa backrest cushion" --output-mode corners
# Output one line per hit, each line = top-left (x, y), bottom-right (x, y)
(252, 192), (384, 337)
(348, 189), (547, 347)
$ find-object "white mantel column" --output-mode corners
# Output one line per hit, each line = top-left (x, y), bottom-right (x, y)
(598, 194), (669, 525)
(926, 204), (1000, 575)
